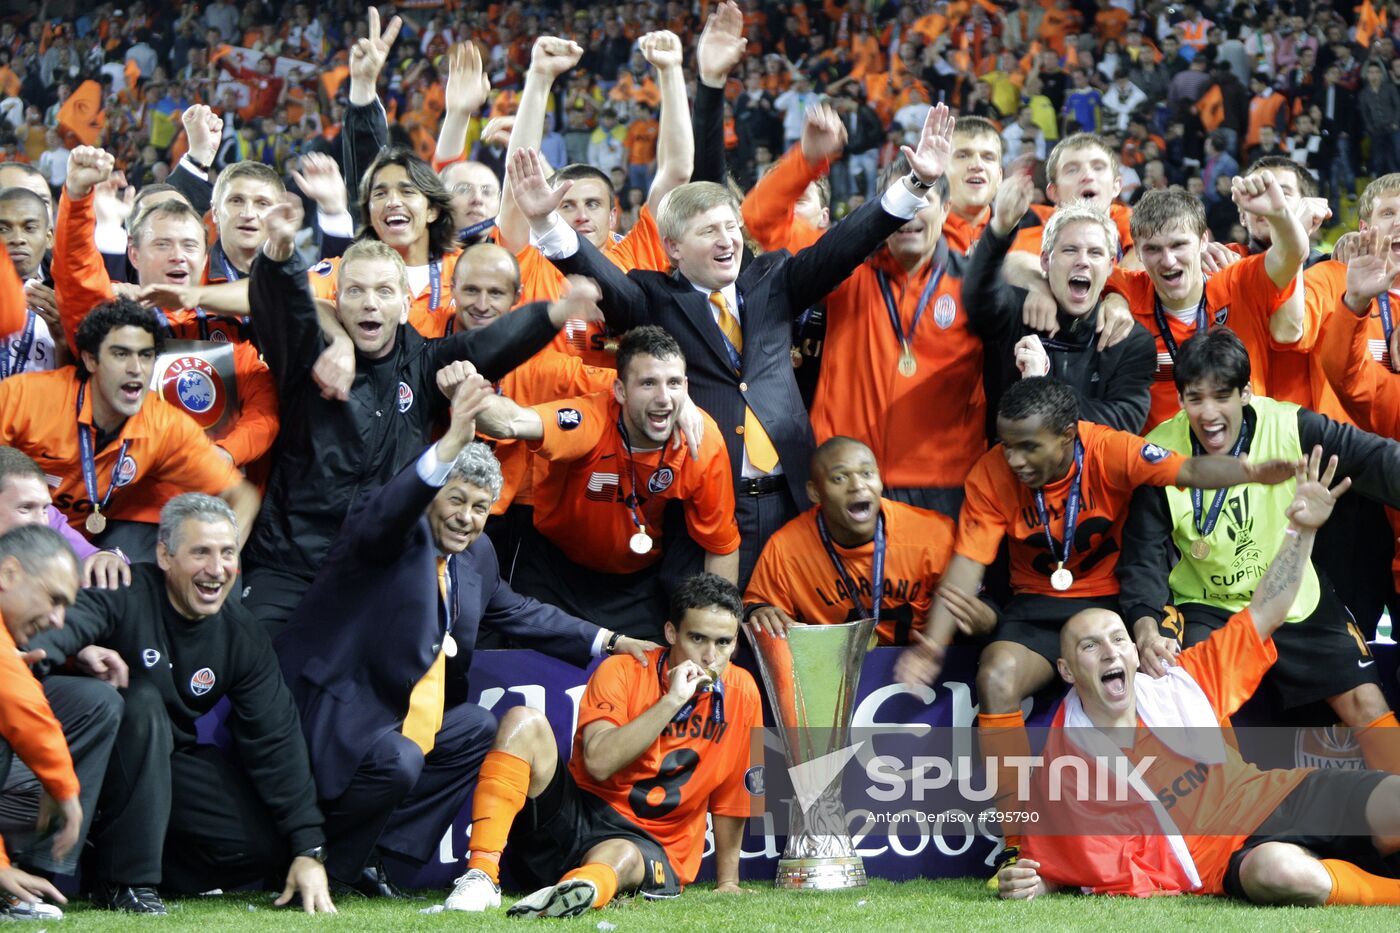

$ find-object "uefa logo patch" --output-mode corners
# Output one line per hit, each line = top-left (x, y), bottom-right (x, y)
(744, 765), (766, 796)
(557, 408), (582, 430)
(648, 467), (674, 493)
(397, 382), (414, 413)
(158, 356), (226, 430)
(933, 294), (957, 329)
(113, 455), (138, 486)
(1140, 443), (1170, 464)
(190, 667), (216, 696)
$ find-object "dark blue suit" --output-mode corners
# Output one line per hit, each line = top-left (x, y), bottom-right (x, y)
(275, 451), (600, 879)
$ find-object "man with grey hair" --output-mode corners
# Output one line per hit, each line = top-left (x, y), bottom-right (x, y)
(25, 493), (334, 915)
(276, 369), (656, 903)
(0, 524), (89, 921)
(963, 167), (1156, 433)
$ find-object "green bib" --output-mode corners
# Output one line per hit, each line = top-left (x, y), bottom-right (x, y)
(1147, 396), (1318, 622)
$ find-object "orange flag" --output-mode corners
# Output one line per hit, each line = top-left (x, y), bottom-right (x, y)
(1358, 0), (1382, 49)
(1196, 84), (1224, 131)
(124, 58), (140, 89)
(57, 80), (106, 148)
(320, 64), (350, 100)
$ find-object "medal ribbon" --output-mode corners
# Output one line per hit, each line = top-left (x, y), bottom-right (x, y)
(1188, 413), (1252, 541)
(1033, 438), (1084, 575)
(1379, 293), (1397, 373)
(615, 415), (649, 537)
(657, 649), (725, 724)
(428, 257), (442, 312)
(815, 511), (885, 628)
(457, 217), (497, 243)
(439, 554), (459, 638)
(218, 248), (240, 283)
(1151, 292), (1209, 361)
(75, 381), (133, 518)
(875, 254), (946, 359)
(1, 310), (37, 379)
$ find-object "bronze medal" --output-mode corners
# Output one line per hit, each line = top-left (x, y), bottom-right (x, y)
(898, 344), (918, 377)
(1190, 538), (1211, 560)
(85, 510), (107, 535)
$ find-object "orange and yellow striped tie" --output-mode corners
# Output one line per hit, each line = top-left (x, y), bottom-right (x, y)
(709, 291), (778, 473)
(402, 556), (449, 754)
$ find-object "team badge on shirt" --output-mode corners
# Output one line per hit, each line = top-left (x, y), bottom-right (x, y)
(397, 382), (414, 413)
(1140, 443), (1170, 464)
(311, 260), (334, 276)
(189, 667), (216, 696)
(113, 455), (138, 486)
(933, 294), (957, 329)
(1213, 306), (1229, 326)
(157, 356), (227, 430)
(557, 408), (582, 430)
(648, 467), (674, 493)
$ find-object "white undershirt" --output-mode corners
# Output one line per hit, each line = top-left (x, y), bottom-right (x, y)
(405, 263), (430, 298)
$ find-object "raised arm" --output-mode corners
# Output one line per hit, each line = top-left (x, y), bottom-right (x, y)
(342, 6), (400, 222)
(1319, 231), (1400, 434)
(250, 195), (327, 392)
(964, 171), (1035, 341)
(499, 36), (584, 251)
(741, 105), (843, 251)
(54, 147), (119, 353)
(1249, 447), (1348, 640)
(783, 103), (953, 313)
(692, 0), (747, 185)
(642, 31), (692, 212)
(1232, 170), (1307, 342)
(167, 104), (221, 216)
(506, 147), (650, 329)
(433, 42), (490, 168)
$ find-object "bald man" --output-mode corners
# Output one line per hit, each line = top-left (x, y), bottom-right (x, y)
(1000, 450), (1400, 908)
(744, 437), (989, 646)
(449, 243), (524, 334)
(446, 244), (616, 596)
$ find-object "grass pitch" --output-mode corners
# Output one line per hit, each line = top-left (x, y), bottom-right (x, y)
(42, 878), (1400, 931)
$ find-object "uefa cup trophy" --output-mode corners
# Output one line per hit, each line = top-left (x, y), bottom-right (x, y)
(746, 617), (878, 890)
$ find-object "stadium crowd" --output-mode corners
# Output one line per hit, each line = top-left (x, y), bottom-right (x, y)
(4, 0), (1400, 920)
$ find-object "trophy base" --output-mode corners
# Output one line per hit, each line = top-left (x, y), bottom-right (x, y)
(775, 856), (868, 890)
